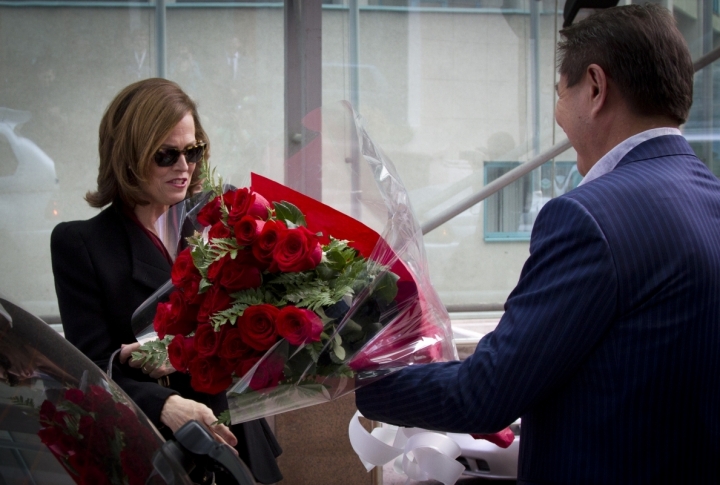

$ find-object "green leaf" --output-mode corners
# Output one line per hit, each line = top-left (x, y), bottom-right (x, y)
(284, 350), (317, 381)
(338, 319), (363, 336)
(315, 264), (338, 281)
(330, 345), (346, 363)
(214, 410), (231, 426)
(372, 271), (400, 304)
(274, 201), (307, 227)
(134, 336), (172, 367)
(324, 249), (348, 271)
(332, 339), (346, 361)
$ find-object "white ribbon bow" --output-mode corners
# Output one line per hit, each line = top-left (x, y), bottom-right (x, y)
(348, 411), (465, 485)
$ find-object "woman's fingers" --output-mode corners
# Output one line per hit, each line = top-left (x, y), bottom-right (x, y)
(121, 343), (174, 377)
(148, 364), (177, 379)
(206, 424), (240, 456)
(119, 342), (142, 365)
(160, 396), (239, 451)
(198, 406), (238, 448)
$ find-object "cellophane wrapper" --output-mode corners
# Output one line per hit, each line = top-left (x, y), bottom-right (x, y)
(225, 104), (457, 423)
(133, 103), (457, 424)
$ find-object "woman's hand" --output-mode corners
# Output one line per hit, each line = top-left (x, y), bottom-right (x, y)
(120, 342), (176, 379)
(160, 395), (239, 453)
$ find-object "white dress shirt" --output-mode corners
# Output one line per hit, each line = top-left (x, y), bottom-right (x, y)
(578, 127), (682, 186)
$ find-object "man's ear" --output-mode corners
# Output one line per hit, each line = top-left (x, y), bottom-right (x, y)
(585, 64), (608, 117)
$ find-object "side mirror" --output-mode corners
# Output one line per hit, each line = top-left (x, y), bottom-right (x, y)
(153, 420), (256, 485)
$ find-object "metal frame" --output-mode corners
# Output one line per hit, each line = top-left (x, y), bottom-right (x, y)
(284, 0), (323, 199)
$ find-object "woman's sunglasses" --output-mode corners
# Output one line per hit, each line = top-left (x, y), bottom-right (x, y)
(154, 142), (206, 167)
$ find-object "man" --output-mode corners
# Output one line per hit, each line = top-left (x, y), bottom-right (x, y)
(355, 4), (720, 484)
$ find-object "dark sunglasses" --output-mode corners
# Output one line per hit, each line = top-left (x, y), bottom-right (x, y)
(154, 142), (206, 167)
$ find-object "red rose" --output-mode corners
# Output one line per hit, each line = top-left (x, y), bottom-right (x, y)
(78, 414), (112, 457)
(181, 274), (205, 306)
(153, 300), (172, 339)
(273, 226), (322, 272)
(172, 248), (198, 287)
(227, 188), (271, 226)
(207, 254), (229, 283)
(51, 410), (69, 426)
(218, 254), (262, 292)
(64, 388), (84, 405)
(276, 306), (323, 346)
(197, 286), (232, 323)
(168, 334), (197, 372)
(164, 291), (200, 337)
(188, 356), (233, 394)
(197, 195), (222, 227)
(40, 427), (75, 457)
(235, 355), (261, 378)
(208, 221), (232, 240)
(122, 448), (153, 485)
(84, 385), (116, 413)
(39, 400), (57, 421)
(252, 220), (286, 270)
(240, 304), (280, 351)
(67, 452), (112, 485)
(194, 323), (224, 358)
(234, 216), (265, 246)
(114, 401), (137, 427)
(249, 353), (286, 392)
(218, 326), (255, 361)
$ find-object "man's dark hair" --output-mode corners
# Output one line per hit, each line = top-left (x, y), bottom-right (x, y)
(558, 3), (693, 124)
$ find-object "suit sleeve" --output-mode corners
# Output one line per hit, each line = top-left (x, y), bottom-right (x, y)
(355, 196), (618, 433)
(51, 222), (177, 426)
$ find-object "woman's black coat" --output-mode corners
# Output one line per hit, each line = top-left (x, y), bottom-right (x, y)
(51, 201), (282, 483)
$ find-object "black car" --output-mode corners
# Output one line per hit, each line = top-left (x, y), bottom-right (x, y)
(0, 293), (254, 485)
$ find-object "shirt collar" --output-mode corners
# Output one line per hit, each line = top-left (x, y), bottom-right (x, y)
(578, 127), (682, 186)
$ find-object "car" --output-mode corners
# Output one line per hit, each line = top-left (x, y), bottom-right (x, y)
(451, 327), (520, 481)
(450, 422), (520, 481)
(0, 292), (255, 485)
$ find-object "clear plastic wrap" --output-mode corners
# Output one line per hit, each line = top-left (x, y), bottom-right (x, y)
(132, 103), (457, 424)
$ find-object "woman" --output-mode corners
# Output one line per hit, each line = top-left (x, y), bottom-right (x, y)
(51, 78), (282, 484)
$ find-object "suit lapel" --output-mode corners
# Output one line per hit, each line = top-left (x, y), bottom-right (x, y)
(115, 204), (172, 291)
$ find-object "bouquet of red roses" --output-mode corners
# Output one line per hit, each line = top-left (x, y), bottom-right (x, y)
(37, 385), (158, 485)
(133, 104), (457, 425)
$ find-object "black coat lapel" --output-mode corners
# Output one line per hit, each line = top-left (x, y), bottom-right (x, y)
(115, 205), (172, 291)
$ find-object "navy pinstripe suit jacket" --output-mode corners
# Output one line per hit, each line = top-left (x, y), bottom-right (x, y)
(355, 135), (720, 484)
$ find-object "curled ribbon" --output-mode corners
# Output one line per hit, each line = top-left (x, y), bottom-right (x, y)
(349, 411), (465, 485)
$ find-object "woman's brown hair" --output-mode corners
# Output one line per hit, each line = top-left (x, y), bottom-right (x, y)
(85, 78), (210, 208)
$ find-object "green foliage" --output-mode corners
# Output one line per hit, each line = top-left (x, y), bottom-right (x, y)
(371, 271), (400, 304)
(273, 201), (307, 227)
(134, 336), (172, 368)
(200, 163), (224, 196)
(206, 238), (240, 261)
(214, 410), (232, 426)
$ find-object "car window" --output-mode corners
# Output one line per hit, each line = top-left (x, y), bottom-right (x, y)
(0, 297), (186, 485)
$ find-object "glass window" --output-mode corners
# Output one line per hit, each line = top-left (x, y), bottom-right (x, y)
(0, 296), (172, 485)
(1, 0), (719, 321)
(484, 160), (581, 241)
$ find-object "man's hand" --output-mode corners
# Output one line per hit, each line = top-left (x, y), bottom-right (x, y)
(160, 395), (239, 454)
(120, 342), (176, 379)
